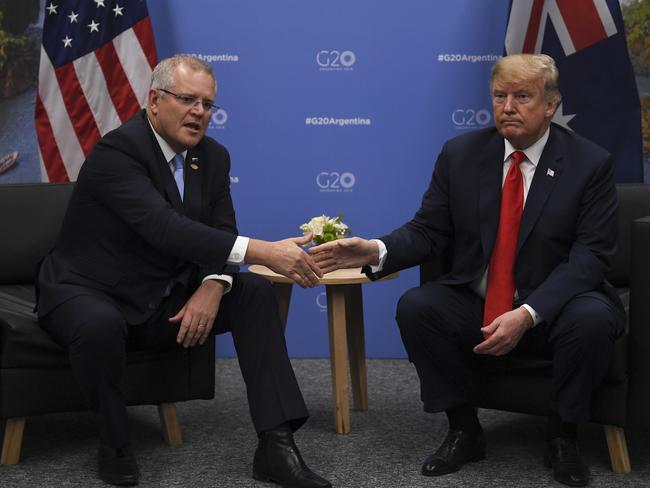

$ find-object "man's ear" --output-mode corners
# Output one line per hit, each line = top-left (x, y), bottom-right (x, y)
(148, 88), (160, 115)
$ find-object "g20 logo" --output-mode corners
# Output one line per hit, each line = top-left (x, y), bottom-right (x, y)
(211, 108), (228, 126)
(316, 171), (356, 190)
(316, 292), (327, 311)
(451, 109), (490, 128)
(317, 50), (356, 68)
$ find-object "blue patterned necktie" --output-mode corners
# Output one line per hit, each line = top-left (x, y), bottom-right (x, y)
(172, 153), (184, 201)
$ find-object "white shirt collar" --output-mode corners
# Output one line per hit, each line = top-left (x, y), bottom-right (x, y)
(147, 115), (187, 164)
(503, 126), (550, 167)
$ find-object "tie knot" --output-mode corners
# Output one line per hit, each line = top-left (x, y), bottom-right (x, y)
(510, 151), (526, 166)
(172, 154), (184, 171)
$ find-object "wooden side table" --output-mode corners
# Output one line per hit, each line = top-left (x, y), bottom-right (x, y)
(248, 265), (398, 434)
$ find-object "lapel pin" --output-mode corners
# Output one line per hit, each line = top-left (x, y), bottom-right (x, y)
(546, 168), (555, 177)
(190, 163), (199, 171)
(191, 157), (198, 162)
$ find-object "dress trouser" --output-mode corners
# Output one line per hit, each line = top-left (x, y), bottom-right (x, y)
(39, 273), (308, 448)
(395, 282), (624, 424)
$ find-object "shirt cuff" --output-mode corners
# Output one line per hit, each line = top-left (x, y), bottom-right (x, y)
(227, 236), (249, 265)
(521, 303), (543, 327)
(202, 274), (233, 294)
(368, 239), (387, 274)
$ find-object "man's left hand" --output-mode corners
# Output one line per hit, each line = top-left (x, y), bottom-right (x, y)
(169, 279), (225, 348)
(473, 307), (533, 356)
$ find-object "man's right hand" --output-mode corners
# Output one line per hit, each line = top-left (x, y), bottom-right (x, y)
(309, 237), (379, 274)
(246, 234), (322, 287)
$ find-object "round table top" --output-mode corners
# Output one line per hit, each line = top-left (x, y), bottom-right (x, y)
(248, 264), (399, 285)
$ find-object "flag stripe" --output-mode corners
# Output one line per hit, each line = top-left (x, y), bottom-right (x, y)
(132, 17), (157, 70)
(35, 93), (70, 182)
(523, 0), (545, 53)
(113, 28), (153, 109)
(94, 41), (141, 123)
(73, 53), (122, 136)
(37, 46), (86, 180)
(53, 63), (102, 156)
(556, 0), (607, 52)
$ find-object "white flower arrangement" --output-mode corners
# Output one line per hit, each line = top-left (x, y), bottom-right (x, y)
(300, 214), (350, 245)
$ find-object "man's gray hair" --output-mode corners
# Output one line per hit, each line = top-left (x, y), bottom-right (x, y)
(150, 55), (215, 90)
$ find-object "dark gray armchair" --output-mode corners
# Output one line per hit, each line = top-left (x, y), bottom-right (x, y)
(419, 183), (650, 473)
(0, 183), (215, 464)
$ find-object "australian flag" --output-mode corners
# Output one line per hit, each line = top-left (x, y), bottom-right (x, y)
(505, 0), (643, 182)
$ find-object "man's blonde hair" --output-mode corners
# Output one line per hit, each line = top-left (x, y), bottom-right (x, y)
(491, 54), (561, 105)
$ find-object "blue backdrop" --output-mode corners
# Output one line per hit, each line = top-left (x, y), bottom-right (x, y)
(145, 0), (511, 358)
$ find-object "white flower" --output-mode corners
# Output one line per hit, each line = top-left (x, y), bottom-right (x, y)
(300, 214), (351, 245)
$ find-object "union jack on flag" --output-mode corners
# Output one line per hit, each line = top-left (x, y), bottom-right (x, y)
(36, 0), (157, 182)
(505, 0), (643, 182)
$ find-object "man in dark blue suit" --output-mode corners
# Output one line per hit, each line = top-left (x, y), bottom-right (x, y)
(311, 54), (624, 487)
(37, 55), (331, 488)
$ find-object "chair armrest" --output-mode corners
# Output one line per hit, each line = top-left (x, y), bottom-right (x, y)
(186, 334), (216, 399)
(626, 216), (650, 429)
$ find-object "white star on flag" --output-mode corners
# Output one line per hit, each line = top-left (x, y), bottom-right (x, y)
(552, 102), (575, 131)
(88, 20), (100, 33)
(46, 3), (58, 15)
(94, 0), (106, 7)
(62, 35), (72, 47)
(68, 11), (79, 23)
(113, 4), (124, 16)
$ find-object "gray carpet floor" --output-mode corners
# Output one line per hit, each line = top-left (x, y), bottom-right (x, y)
(2, 358), (650, 487)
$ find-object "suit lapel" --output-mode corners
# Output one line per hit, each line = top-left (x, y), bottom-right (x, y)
(517, 129), (564, 252)
(183, 148), (203, 221)
(479, 134), (506, 260)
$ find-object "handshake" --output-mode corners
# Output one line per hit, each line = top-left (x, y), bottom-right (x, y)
(245, 234), (381, 288)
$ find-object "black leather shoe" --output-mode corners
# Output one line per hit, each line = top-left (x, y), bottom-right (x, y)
(421, 428), (486, 476)
(98, 444), (140, 486)
(544, 437), (590, 486)
(253, 428), (331, 488)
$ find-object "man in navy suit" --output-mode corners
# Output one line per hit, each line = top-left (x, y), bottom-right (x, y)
(37, 55), (330, 488)
(310, 54), (624, 487)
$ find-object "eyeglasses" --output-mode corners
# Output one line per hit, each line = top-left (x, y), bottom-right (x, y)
(158, 88), (220, 113)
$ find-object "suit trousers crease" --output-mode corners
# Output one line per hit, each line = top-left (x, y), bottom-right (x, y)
(395, 282), (622, 424)
(39, 272), (308, 447)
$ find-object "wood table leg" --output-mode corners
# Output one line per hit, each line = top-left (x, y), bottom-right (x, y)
(326, 285), (350, 434)
(344, 284), (368, 412)
(272, 282), (293, 331)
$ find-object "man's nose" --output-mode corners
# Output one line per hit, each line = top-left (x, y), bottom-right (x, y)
(503, 94), (516, 113)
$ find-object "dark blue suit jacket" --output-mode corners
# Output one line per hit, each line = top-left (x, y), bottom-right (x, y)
(368, 123), (623, 325)
(38, 110), (239, 324)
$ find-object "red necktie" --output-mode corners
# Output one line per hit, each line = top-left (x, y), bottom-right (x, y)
(483, 150), (526, 334)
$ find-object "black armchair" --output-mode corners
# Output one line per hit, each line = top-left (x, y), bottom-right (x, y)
(0, 183), (215, 464)
(419, 183), (650, 473)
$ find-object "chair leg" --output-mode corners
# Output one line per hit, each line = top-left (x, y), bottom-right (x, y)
(604, 425), (631, 473)
(158, 403), (183, 447)
(1, 418), (26, 465)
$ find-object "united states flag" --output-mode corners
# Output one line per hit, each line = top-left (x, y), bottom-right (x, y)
(36, 0), (157, 182)
(505, 0), (643, 182)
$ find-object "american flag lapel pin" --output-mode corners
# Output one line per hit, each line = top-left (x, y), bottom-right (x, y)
(546, 168), (555, 177)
